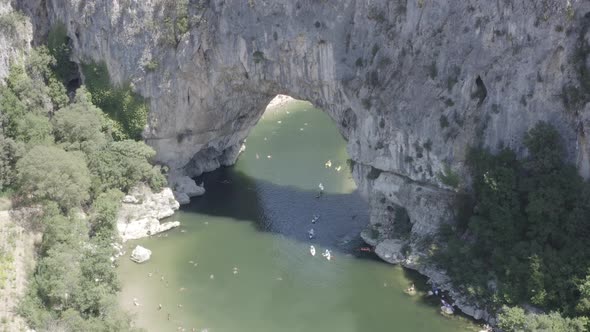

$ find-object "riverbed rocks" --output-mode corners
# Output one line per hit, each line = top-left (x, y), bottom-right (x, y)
(117, 184), (180, 241)
(130, 245), (152, 263)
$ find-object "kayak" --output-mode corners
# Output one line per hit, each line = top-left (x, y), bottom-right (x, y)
(310, 245), (316, 256)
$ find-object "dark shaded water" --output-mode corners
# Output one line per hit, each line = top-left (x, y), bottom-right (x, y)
(118, 100), (477, 331)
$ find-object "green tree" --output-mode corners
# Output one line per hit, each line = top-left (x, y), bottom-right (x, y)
(0, 135), (24, 190)
(87, 140), (165, 194)
(17, 146), (91, 209)
(53, 87), (108, 153)
(497, 306), (527, 331)
(34, 244), (82, 310)
(11, 113), (53, 145)
(89, 189), (123, 237)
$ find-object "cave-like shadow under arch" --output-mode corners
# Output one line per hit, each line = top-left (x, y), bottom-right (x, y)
(183, 166), (377, 258)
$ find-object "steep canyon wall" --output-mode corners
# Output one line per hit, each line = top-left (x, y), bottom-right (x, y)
(7, 0), (590, 319)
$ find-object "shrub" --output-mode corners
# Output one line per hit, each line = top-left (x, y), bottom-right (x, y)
(0, 135), (24, 191)
(498, 306), (588, 332)
(0, 11), (27, 38)
(144, 60), (159, 72)
(81, 61), (148, 140)
(437, 164), (459, 188)
(52, 87), (107, 153)
(17, 146), (91, 210)
(253, 51), (265, 64)
(87, 140), (166, 195)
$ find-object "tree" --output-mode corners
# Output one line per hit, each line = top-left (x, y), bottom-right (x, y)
(34, 244), (82, 310)
(53, 87), (107, 153)
(0, 134), (24, 190)
(17, 145), (91, 210)
(497, 306), (527, 331)
(11, 113), (53, 145)
(89, 189), (123, 237)
(87, 140), (165, 194)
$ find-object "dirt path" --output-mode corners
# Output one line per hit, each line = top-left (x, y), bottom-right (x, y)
(0, 198), (38, 332)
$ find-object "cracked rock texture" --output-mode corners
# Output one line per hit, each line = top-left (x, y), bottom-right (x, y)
(7, 0), (590, 321)
(117, 184), (180, 242)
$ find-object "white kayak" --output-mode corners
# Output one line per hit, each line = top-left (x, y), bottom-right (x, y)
(322, 249), (331, 261)
(310, 245), (316, 256)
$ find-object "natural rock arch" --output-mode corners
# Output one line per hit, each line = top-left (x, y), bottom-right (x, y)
(20, 1), (590, 305)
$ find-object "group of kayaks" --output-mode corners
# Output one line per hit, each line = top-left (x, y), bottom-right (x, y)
(307, 213), (331, 260)
(309, 245), (331, 260)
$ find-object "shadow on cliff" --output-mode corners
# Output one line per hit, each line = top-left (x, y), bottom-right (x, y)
(182, 166), (376, 257)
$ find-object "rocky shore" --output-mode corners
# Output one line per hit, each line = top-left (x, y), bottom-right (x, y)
(361, 229), (495, 324)
(116, 184), (181, 242)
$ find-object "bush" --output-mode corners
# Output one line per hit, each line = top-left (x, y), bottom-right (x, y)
(498, 306), (588, 332)
(17, 146), (90, 210)
(0, 11), (27, 38)
(437, 164), (460, 188)
(0, 135), (24, 191)
(52, 87), (108, 153)
(87, 140), (166, 195)
(89, 189), (123, 237)
(81, 61), (148, 140)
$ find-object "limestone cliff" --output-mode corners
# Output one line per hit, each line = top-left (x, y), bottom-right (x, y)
(10, 0), (590, 321)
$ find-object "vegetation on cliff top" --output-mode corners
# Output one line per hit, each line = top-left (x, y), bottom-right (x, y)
(437, 122), (590, 331)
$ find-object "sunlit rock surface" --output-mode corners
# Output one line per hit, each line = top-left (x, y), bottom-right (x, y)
(8, 0), (590, 321)
(116, 184), (180, 241)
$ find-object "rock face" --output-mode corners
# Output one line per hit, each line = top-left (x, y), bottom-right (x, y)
(117, 184), (180, 241)
(130, 245), (151, 263)
(9, 0), (590, 322)
(0, 0), (32, 80)
(169, 174), (205, 205)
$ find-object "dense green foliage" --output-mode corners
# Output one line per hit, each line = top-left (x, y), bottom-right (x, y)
(497, 306), (588, 332)
(0, 41), (164, 331)
(437, 122), (590, 329)
(81, 61), (148, 140)
(17, 146), (91, 210)
(87, 140), (166, 195)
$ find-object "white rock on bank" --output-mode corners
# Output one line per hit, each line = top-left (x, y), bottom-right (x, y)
(130, 245), (152, 263)
(374, 239), (406, 264)
(117, 184), (180, 241)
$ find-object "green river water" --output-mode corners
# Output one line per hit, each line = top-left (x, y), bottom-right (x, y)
(118, 100), (478, 332)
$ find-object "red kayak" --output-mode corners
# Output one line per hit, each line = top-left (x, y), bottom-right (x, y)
(359, 247), (372, 252)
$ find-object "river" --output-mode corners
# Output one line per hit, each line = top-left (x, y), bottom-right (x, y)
(118, 99), (478, 332)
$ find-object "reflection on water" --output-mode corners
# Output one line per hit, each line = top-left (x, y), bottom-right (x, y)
(118, 100), (477, 332)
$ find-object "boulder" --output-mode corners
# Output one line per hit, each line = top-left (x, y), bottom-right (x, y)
(169, 175), (205, 205)
(130, 245), (151, 263)
(374, 239), (406, 264)
(117, 184), (180, 241)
